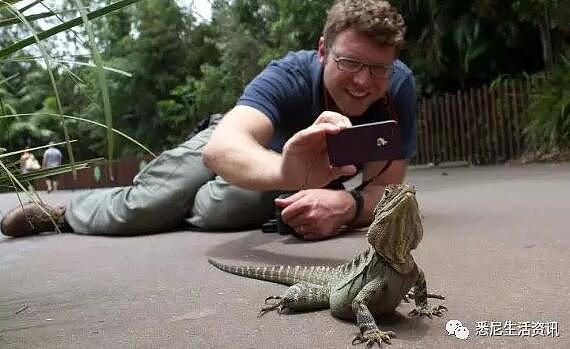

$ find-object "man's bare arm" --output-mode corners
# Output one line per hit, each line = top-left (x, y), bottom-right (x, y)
(202, 105), (285, 191)
(204, 106), (356, 191)
(350, 159), (408, 227)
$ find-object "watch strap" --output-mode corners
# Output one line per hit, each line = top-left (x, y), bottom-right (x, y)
(349, 189), (364, 223)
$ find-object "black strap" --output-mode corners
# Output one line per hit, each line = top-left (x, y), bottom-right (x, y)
(348, 189), (364, 222)
(355, 160), (393, 191)
(353, 92), (398, 191)
(381, 92), (400, 123)
(321, 89), (397, 225)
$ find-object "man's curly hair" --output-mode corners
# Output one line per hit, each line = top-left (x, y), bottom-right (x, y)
(323, 0), (406, 50)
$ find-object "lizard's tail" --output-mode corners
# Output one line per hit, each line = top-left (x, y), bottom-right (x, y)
(208, 258), (334, 286)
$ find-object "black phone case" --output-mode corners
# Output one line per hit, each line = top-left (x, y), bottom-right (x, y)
(326, 120), (404, 166)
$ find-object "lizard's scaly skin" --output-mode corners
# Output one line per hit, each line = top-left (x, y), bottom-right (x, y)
(209, 184), (447, 347)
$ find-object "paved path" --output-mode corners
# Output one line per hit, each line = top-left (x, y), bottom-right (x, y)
(1, 163), (569, 348)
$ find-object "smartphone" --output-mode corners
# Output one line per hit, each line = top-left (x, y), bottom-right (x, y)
(326, 120), (404, 166)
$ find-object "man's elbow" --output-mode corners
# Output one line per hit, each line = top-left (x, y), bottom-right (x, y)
(202, 141), (222, 172)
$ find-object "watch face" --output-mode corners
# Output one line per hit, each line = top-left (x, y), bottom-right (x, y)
(326, 120), (404, 166)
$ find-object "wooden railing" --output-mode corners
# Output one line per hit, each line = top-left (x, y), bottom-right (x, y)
(413, 76), (543, 165)
(29, 156), (152, 191)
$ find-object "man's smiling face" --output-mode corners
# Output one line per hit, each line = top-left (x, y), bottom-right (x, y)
(318, 28), (396, 117)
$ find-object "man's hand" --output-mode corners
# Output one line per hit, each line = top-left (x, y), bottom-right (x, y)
(281, 111), (357, 190)
(275, 189), (356, 240)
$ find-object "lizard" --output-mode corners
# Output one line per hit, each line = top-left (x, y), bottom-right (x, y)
(208, 184), (446, 347)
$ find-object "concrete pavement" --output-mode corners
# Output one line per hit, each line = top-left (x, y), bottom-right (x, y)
(1, 162), (569, 348)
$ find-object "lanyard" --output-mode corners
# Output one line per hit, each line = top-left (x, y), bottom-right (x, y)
(323, 88), (399, 191)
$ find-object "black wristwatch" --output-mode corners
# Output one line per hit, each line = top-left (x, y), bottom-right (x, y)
(348, 189), (364, 223)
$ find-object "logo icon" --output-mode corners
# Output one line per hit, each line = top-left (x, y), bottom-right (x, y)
(446, 320), (470, 340)
(376, 137), (388, 147)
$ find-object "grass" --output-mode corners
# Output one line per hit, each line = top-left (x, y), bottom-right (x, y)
(523, 51), (570, 160)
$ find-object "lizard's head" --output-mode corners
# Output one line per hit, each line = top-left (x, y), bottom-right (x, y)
(367, 184), (423, 273)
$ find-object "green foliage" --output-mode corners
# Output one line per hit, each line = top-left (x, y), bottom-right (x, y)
(258, 0), (334, 64)
(1, 0), (569, 166)
(105, 0), (200, 153)
(0, 0), (145, 192)
(395, 0), (547, 94)
(524, 51), (570, 153)
(512, 0), (558, 22)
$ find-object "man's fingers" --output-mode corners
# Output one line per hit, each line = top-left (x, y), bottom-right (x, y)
(302, 233), (327, 241)
(279, 199), (308, 223)
(303, 122), (342, 137)
(294, 225), (309, 236)
(288, 122), (341, 148)
(274, 191), (305, 208)
(294, 225), (322, 239)
(330, 164), (357, 178)
(314, 111), (352, 128)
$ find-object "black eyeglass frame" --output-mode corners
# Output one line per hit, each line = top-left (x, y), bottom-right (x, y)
(332, 55), (394, 78)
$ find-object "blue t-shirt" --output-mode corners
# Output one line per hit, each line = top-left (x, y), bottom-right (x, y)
(237, 50), (417, 158)
(43, 147), (62, 168)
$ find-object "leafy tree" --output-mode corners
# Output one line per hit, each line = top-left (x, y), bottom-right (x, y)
(173, 0), (266, 129)
(2, 0), (569, 165)
(512, 0), (560, 69)
(524, 50), (570, 155)
(393, 0), (545, 94)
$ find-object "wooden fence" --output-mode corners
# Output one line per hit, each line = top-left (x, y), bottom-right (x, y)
(30, 156), (152, 191)
(412, 77), (543, 166)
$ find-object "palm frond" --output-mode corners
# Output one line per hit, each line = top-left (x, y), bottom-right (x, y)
(3, 3), (77, 177)
(0, 140), (76, 159)
(0, 0), (140, 58)
(74, 0), (115, 179)
(0, 158), (104, 186)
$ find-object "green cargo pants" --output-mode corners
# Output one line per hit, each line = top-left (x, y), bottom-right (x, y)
(65, 114), (277, 235)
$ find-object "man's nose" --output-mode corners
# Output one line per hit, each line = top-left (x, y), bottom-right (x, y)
(352, 67), (373, 86)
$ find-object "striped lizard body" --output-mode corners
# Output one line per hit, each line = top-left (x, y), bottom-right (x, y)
(208, 184), (447, 347)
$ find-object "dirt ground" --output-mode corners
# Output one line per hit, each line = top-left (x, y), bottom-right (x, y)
(1, 162), (569, 349)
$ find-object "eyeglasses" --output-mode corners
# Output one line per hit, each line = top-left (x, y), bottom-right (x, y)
(332, 56), (394, 78)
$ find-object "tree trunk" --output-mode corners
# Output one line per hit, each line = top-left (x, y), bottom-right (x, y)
(538, 8), (554, 70)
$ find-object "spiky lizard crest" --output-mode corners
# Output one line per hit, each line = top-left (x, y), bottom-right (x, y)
(366, 184), (423, 274)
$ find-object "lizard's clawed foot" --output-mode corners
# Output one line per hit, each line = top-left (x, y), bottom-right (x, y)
(258, 296), (286, 317)
(408, 304), (447, 319)
(352, 329), (396, 347)
(403, 290), (446, 303)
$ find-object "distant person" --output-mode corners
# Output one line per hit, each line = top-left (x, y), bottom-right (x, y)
(20, 148), (41, 191)
(42, 142), (63, 193)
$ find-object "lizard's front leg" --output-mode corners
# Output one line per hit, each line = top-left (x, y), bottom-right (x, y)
(402, 289), (445, 303)
(259, 281), (330, 317)
(351, 279), (395, 347)
(408, 268), (447, 318)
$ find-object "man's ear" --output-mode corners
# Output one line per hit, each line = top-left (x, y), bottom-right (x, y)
(317, 37), (326, 64)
